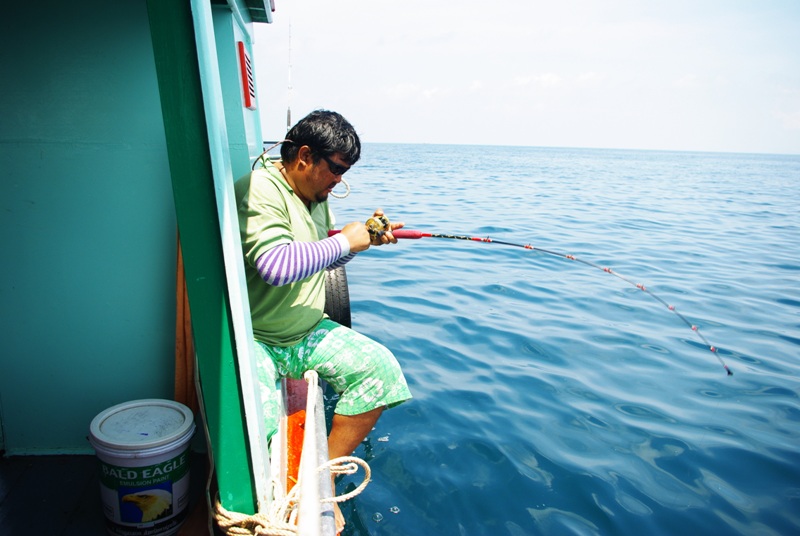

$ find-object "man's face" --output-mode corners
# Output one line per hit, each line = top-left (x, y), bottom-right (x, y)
(306, 152), (350, 203)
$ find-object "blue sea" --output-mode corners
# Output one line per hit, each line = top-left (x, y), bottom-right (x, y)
(326, 143), (800, 536)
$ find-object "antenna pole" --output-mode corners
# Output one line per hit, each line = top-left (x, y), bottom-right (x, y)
(286, 7), (293, 132)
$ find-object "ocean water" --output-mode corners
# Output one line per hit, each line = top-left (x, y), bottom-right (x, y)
(326, 143), (800, 536)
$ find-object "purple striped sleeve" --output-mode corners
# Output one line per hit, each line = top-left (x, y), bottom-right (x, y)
(255, 234), (352, 286)
(329, 252), (356, 269)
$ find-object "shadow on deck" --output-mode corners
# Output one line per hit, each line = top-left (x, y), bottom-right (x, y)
(0, 452), (214, 535)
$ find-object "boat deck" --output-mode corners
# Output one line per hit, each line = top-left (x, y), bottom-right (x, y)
(0, 453), (213, 535)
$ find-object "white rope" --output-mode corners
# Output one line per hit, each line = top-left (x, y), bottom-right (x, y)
(320, 456), (372, 504)
(215, 371), (370, 534)
(214, 455), (371, 535)
(329, 177), (351, 199)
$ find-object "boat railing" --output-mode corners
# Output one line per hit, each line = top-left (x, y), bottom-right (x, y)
(295, 370), (336, 535)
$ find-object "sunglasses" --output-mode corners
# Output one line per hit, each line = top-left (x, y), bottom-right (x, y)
(320, 154), (350, 176)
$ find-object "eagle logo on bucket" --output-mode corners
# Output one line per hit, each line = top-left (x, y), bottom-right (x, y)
(120, 486), (173, 523)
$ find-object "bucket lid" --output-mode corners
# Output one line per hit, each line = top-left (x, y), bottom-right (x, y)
(90, 399), (194, 450)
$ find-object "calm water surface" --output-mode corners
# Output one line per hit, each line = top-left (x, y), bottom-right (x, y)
(327, 144), (800, 535)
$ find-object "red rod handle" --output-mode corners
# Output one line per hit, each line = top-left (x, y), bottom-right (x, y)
(389, 229), (426, 239)
(328, 229), (427, 239)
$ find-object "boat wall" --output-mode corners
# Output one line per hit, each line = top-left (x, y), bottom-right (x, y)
(0, 0), (270, 459)
(212, 5), (265, 178)
(0, 0), (176, 455)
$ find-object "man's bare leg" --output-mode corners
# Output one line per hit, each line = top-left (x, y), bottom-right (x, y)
(327, 406), (384, 533)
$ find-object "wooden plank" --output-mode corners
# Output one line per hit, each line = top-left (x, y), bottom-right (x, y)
(0, 453), (209, 535)
(0, 456), (103, 534)
(0, 455), (26, 504)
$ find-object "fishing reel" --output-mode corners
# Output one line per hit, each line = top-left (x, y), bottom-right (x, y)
(365, 214), (391, 239)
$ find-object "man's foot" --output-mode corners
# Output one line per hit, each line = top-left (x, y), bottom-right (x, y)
(334, 501), (345, 534)
(331, 479), (345, 534)
(327, 407), (384, 534)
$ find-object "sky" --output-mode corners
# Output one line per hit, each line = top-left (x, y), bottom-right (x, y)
(252, 0), (800, 155)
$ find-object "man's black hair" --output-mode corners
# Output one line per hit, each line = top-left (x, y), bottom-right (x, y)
(281, 109), (361, 166)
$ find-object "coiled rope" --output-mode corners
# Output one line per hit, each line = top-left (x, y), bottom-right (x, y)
(214, 456), (371, 535)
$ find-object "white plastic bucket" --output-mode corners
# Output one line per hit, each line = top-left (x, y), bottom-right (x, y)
(89, 399), (195, 536)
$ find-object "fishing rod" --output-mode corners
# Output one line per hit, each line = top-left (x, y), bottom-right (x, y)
(330, 217), (733, 376)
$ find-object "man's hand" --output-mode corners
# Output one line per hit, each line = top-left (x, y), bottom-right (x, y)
(340, 209), (405, 253)
(340, 221), (372, 253)
(368, 209), (404, 245)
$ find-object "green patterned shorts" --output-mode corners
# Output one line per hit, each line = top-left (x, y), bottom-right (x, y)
(253, 318), (412, 438)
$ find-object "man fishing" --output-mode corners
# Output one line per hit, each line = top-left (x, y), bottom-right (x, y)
(234, 109), (413, 532)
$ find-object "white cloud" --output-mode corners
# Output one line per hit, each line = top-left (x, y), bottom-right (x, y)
(577, 72), (607, 86)
(381, 83), (451, 101)
(775, 110), (800, 130)
(254, 0), (800, 154)
(383, 83), (423, 100)
(535, 73), (563, 88)
(672, 75), (701, 89)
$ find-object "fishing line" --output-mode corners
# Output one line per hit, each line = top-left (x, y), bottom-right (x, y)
(330, 219), (733, 376)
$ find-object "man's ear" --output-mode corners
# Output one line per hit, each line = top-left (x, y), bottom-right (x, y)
(296, 145), (314, 170)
